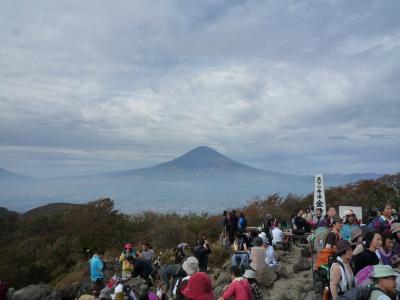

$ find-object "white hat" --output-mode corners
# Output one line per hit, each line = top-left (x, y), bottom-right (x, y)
(343, 209), (355, 217)
(182, 256), (199, 275)
(258, 232), (270, 244)
(243, 269), (256, 279)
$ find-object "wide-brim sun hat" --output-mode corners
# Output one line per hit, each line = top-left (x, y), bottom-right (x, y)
(332, 215), (344, 224)
(372, 265), (399, 278)
(182, 256), (199, 275)
(336, 240), (352, 255)
(343, 209), (355, 217)
(350, 226), (363, 242)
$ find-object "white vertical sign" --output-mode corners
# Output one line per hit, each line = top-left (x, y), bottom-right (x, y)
(314, 174), (326, 215)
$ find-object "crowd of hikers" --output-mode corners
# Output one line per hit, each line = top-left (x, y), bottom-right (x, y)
(79, 210), (287, 300)
(307, 203), (400, 300)
(3, 205), (400, 300)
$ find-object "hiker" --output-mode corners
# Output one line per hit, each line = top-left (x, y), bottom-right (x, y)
(159, 264), (179, 293)
(321, 206), (337, 228)
(392, 223), (400, 256)
(141, 243), (155, 264)
(371, 203), (394, 235)
(131, 258), (153, 286)
(238, 212), (247, 232)
(193, 238), (211, 272)
(175, 243), (188, 264)
(313, 208), (325, 228)
(351, 226), (365, 256)
(271, 223), (284, 246)
(369, 265), (398, 300)
(341, 209), (359, 241)
(263, 237), (278, 269)
(354, 231), (382, 275)
(173, 256), (199, 300)
(303, 208), (313, 221)
(181, 272), (214, 300)
(250, 237), (266, 272)
(376, 233), (395, 266)
(243, 269), (262, 300)
(232, 232), (249, 268)
(90, 251), (105, 297)
(391, 255), (400, 291)
(120, 243), (135, 280)
(220, 265), (252, 300)
(222, 210), (229, 235)
(229, 211), (239, 243)
(325, 216), (344, 249)
(138, 284), (158, 300)
(330, 240), (354, 299)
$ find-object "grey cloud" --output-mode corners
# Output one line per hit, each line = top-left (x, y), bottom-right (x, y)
(0, 0), (399, 177)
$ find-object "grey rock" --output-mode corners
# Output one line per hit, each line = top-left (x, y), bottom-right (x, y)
(256, 266), (278, 288)
(293, 257), (311, 273)
(12, 284), (53, 300)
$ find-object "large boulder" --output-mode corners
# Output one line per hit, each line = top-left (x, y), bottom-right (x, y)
(214, 271), (231, 287)
(11, 284), (54, 300)
(274, 265), (290, 279)
(293, 257), (311, 273)
(256, 266), (278, 288)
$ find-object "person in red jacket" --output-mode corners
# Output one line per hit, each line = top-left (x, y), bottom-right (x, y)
(220, 265), (252, 300)
(181, 272), (213, 300)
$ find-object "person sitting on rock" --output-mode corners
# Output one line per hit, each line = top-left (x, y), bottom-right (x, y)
(220, 265), (252, 300)
(243, 269), (262, 300)
(231, 232), (249, 269)
(181, 272), (214, 300)
(329, 240), (354, 300)
(262, 237), (278, 270)
(250, 237), (266, 272)
(120, 243), (135, 280)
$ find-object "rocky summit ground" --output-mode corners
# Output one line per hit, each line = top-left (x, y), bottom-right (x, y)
(6, 243), (318, 300)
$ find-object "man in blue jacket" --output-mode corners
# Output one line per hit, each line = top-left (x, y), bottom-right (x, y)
(90, 251), (104, 297)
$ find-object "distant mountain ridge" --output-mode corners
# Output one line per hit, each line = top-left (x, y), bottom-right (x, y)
(0, 146), (390, 213)
(0, 167), (30, 180)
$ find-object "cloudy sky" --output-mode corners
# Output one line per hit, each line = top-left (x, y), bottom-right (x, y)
(0, 0), (399, 177)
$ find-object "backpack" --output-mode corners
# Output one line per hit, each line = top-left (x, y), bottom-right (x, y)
(366, 217), (384, 232)
(337, 286), (374, 300)
(313, 227), (330, 252)
(354, 265), (374, 287)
